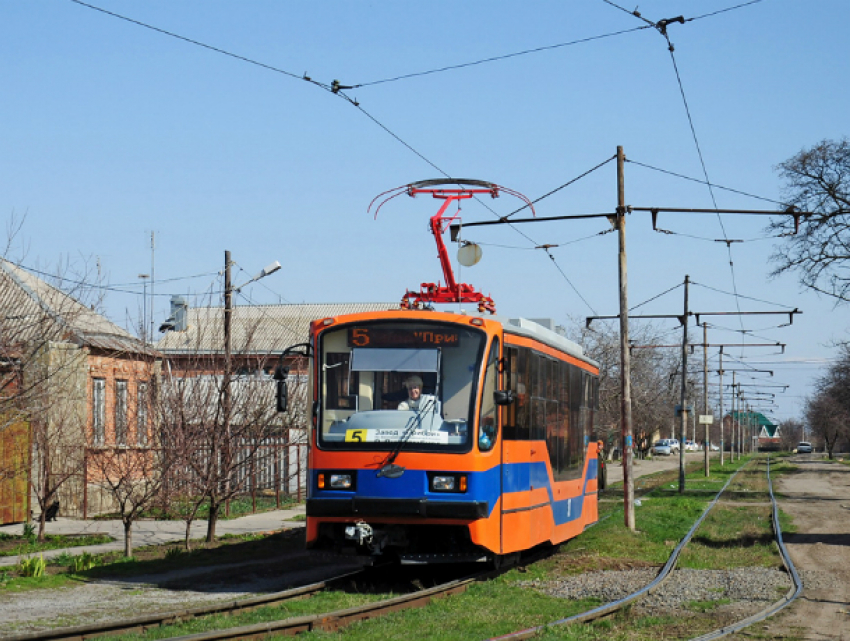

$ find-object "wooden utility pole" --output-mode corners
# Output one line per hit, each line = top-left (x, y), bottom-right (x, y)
(719, 350), (724, 466)
(679, 275), (689, 493)
(703, 323), (709, 477)
(223, 250), (233, 517)
(731, 372), (737, 461)
(617, 146), (635, 531)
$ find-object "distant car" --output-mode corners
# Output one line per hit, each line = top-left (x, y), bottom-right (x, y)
(708, 443), (720, 452)
(684, 440), (699, 452)
(652, 439), (673, 456)
(797, 441), (813, 454)
(668, 438), (680, 453)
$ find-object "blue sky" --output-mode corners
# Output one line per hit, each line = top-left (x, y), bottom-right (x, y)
(2, 0), (848, 423)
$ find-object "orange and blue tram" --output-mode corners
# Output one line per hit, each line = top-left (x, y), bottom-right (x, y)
(290, 309), (603, 564)
(277, 179), (604, 564)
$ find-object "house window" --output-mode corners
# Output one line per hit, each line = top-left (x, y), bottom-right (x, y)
(115, 380), (128, 445)
(137, 382), (148, 446)
(92, 378), (106, 445)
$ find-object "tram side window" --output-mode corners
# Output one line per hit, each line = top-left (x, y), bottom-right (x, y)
(325, 353), (358, 410)
(545, 358), (561, 475)
(564, 365), (584, 474)
(554, 361), (571, 481)
(530, 354), (547, 441)
(515, 347), (531, 439)
(478, 340), (499, 451)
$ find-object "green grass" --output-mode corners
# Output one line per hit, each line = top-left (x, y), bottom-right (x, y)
(2, 455), (793, 641)
(0, 532), (114, 557)
(0, 529), (304, 591)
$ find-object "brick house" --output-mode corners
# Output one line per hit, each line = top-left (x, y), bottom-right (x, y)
(0, 259), (158, 521)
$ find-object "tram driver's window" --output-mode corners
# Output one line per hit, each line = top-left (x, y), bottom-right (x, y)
(478, 340), (500, 451)
(325, 353), (358, 410)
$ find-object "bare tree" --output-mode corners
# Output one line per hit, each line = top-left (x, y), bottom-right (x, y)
(87, 444), (166, 557)
(769, 138), (850, 302)
(0, 251), (97, 540)
(805, 342), (850, 458)
(575, 320), (682, 458)
(778, 418), (804, 451)
(157, 315), (308, 546)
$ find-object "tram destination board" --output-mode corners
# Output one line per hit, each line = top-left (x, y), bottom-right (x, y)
(348, 327), (461, 348)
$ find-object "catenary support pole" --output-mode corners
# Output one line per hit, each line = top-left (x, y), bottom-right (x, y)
(679, 275), (689, 493)
(617, 146), (635, 531)
(703, 323), (709, 477)
(719, 350), (724, 466)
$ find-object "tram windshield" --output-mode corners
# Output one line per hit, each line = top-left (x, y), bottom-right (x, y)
(317, 321), (486, 451)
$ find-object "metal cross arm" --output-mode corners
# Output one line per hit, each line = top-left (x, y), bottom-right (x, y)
(630, 206), (815, 235)
(693, 309), (801, 326)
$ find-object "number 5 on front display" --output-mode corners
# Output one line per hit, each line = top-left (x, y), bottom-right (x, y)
(345, 429), (366, 442)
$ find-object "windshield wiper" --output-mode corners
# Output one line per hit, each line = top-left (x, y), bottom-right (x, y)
(376, 397), (438, 477)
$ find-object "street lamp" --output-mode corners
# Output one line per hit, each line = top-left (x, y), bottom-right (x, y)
(222, 251), (281, 516)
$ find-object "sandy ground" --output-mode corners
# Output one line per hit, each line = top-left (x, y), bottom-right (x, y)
(751, 456), (850, 641)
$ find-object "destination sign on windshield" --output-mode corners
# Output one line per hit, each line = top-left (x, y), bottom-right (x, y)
(348, 327), (460, 348)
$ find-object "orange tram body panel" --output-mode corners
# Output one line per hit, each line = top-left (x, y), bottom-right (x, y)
(299, 309), (602, 564)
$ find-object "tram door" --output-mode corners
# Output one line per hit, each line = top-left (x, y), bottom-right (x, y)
(500, 345), (532, 553)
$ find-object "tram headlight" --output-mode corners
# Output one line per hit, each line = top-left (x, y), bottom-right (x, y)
(329, 473), (353, 489)
(431, 474), (467, 493)
(317, 471), (355, 490)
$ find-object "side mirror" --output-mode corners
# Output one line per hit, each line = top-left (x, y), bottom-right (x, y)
(275, 365), (289, 413)
(276, 380), (288, 413)
(493, 390), (515, 406)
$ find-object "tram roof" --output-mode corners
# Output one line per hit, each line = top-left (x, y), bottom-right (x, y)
(496, 316), (595, 366)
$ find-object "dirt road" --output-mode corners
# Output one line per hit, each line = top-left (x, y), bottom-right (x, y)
(754, 456), (850, 641)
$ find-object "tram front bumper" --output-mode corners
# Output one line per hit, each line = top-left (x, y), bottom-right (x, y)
(307, 497), (489, 520)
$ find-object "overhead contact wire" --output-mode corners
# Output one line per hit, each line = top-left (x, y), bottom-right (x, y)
(354, 26), (652, 87)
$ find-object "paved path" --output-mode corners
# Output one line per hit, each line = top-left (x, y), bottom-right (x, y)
(605, 450), (719, 486)
(0, 505), (306, 567)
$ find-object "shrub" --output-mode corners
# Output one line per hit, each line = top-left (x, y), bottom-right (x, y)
(165, 546), (184, 560)
(72, 552), (97, 572)
(18, 555), (46, 578)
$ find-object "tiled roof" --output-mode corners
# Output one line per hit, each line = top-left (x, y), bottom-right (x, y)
(0, 259), (157, 357)
(156, 302), (399, 355)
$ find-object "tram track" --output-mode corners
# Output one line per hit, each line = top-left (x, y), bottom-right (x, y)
(2, 458), (802, 641)
(489, 456), (803, 640)
(1, 569), (367, 641)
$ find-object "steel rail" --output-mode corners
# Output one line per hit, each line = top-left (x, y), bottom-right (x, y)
(689, 456), (803, 640)
(484, 462), (747, 640)
(489, 457), (803, 641)
(0, 569), (365, 641)
(161, 576), (479, 640)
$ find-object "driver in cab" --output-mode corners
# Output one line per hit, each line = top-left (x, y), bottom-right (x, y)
(397, 375), (436, 411)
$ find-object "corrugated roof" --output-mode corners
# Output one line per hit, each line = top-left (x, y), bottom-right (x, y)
(0, 259), (157, 357)
(156, 302), (399, 355)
